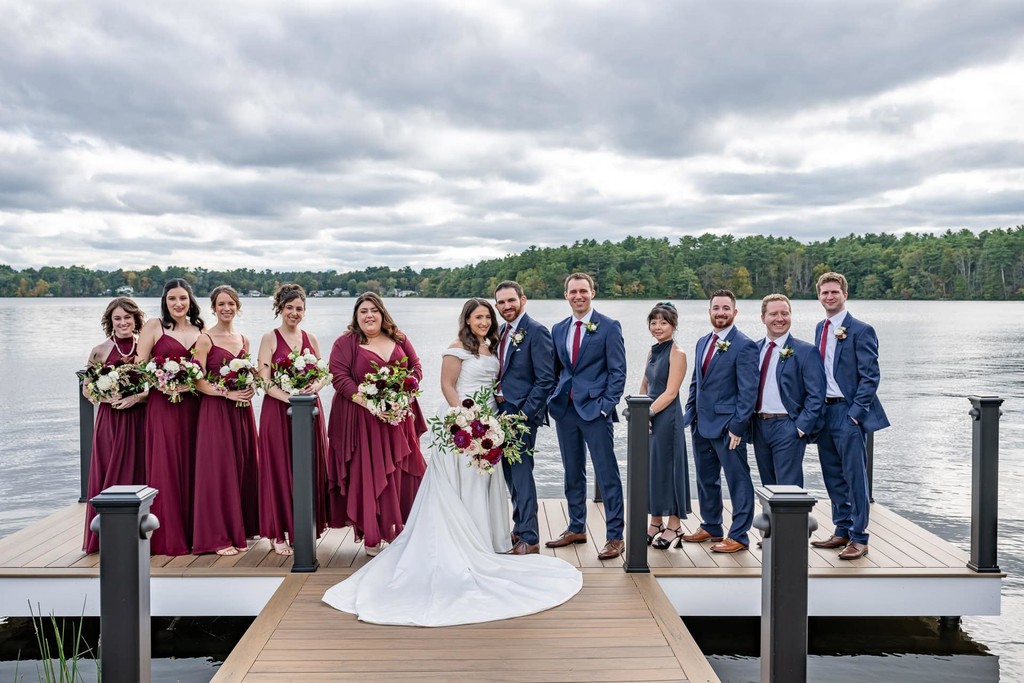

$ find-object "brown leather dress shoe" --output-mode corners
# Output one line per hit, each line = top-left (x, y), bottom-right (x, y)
(545, 530), (588, 548)
(507, 540), (540, 555)
(511, 531), (520, 546)
(810, 534), (850, 549)
(838, 541), (868, 560)
(681, 528), (724, 543)
(597, 539), (625, 560)
(710, 537), (748, 553)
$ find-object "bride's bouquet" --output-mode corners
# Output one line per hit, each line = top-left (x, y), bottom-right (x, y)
(355, 357), (421, 426)
(429, 386), (532, 475)
(77, 361), (148, 404)
(139, 355), (203, 404)
(211, 354), (260, 407)
(268, 348), (332, 395)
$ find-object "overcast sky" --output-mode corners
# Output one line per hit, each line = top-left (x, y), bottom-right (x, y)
(2, 0), (1023, 272)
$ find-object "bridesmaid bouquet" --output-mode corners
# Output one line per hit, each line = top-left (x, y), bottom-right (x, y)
(355, 357), (422, 426)
(269, 348), (332, 395)
(429, 386), (531, 475)
(140, 355), (203, 403)
(212, 354), (260, 407)
(77, 361), (148, 403)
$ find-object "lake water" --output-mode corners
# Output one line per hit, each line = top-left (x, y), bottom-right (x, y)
(0, 297), (1020, 681)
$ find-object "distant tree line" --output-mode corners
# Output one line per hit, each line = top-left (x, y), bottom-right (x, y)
(2, 227), (1023, 300)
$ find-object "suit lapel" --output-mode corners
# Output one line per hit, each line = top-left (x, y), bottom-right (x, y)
(555, 318), (572, 371)
(501, 315), (528, 378)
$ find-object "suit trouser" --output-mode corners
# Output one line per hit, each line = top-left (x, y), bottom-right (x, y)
(690, 427), (754, 546)
(500, 415), (540, 545)
(752, 416), (807, 487)
(554, 408), (624, 541)
(816, 402), (871, 544)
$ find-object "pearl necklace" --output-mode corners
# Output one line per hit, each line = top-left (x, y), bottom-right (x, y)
(112, 334), (137, 361)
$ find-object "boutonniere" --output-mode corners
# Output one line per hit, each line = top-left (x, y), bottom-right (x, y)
(583, 321), (599, 334)
(511, 329), (526, 346)
(834, 325), (848, 341)
(778, 346), (794, 359)
(715, 339), (730, 352)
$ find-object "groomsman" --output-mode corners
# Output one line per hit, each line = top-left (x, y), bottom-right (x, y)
(751, 294), (826, 488)
(547, 273), (627, 560)
(682, 289), (759, 553)
(493, 280), (555, 555)
(812, 272), (889, 560)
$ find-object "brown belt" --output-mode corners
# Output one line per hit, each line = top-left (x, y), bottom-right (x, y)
(756, 413), (788, 420)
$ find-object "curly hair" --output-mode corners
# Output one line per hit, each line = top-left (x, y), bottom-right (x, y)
(101, 297), (145, 337)
(273, 283), (306, 317)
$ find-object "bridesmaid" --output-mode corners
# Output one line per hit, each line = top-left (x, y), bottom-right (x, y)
(256, 284), (330, 556)
(82, 297), (148, 553)
(136, 279), (204, 556)
(327, 292), (427, 555)
(639, 302), (692, 549)
(192, 285), (260, 556)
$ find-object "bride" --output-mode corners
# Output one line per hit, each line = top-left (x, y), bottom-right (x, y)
(322, 298), (583, 626)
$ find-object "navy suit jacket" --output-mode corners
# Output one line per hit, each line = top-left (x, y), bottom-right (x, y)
(498, 313), (555, 426)
(683, 327), (759, 439)
(815, 313), (890, 433)
(756, 336), (826, 438)
(548, 310), (626, 422)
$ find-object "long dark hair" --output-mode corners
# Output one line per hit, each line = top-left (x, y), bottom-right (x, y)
(458, 298), (499, 356)
(160, 278), (205, 331)
(101, 297), (145, 337)
(347, 292), (402, 343)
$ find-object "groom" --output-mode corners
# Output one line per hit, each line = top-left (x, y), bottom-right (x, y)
(547, 272), (627, 561)
(493, 280), (555, 555)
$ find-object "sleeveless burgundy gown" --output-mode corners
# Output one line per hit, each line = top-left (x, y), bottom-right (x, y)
(326, 333), (427, 547)
(258, 330), (329, 544)
(145, 333), (201, 556)
(192, 340), (260, 554)
(82, 339), (147, 553)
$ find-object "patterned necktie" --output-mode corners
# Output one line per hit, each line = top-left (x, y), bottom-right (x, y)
(756, 340), (776, 412)
(571, 321), (583, 366)
(819, 319), (831, 361)
(497, 324), (511, 391)
(701, 334), (719, 374)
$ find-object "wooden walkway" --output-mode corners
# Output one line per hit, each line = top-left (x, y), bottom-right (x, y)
(212, 570), (717, 682)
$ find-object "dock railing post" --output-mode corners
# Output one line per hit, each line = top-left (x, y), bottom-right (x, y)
(753, 485), (817, 683)
(78, 379), (95, 503)
(967, 395), (1002, 574)
(623, 395), (652, 573)
(89, 485), (159, 683)
(288, 394), (320, 573)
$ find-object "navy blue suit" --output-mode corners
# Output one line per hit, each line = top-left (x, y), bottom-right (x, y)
(548, 310), (626, 541)
(751, 336), (826, 487)
(815, 313), (889, 544)
(496, 313), (555, 546)
(683, 327), (759, 546)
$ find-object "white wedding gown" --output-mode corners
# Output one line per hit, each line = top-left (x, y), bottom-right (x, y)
(322, 348), (582, 626)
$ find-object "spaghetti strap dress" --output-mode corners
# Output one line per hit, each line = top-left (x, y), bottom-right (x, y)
(191, 338), (260, 554)
(646, 339), (691, 518)
(258, 329), (329, 544)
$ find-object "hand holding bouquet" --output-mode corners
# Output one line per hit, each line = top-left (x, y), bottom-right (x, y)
(139, 355), (204, 403)
(212, 354), (260, 407)
(77, 361), (148, 404)
(354, 357), (421, 426)
(269, 348), (332, 395)
(428, 386), (532, 475)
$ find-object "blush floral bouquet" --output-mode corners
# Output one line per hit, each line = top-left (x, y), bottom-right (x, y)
(212, 354), (260, 407)
(429, 386), (531, 474)
(139, 355), (203, 404)
(355, 357), (421, 426)
(269, 348), (332, 395)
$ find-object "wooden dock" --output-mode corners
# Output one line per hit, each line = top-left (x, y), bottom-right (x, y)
(0, 497), (1004, 681)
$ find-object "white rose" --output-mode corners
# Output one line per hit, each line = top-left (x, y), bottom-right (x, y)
(316, 359), (328, 370)
(96, 374), (116, 392)
(145, 361), (157, 372)
(379, 366), (391, 376)
(220, 366), (231, 376)
(228, 358), (247, 372)
(164, 360), (181, 374)
(293, 357), (307, 370)
(364, 384), (378, 396)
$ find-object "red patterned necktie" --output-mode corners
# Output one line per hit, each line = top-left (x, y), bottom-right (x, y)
(571, 321), (583, 366)
(756, 340), (776, 412)
(819, 319), (831, 361)
(701, 333), (719, 375)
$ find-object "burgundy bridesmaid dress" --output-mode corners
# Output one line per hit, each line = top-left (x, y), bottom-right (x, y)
(191, 340), (260, 554)
(145, 333), (201, 556)
(258, 330), (329, 544)
(82, 339), (147, 553)
(326, 333), (427, 547)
